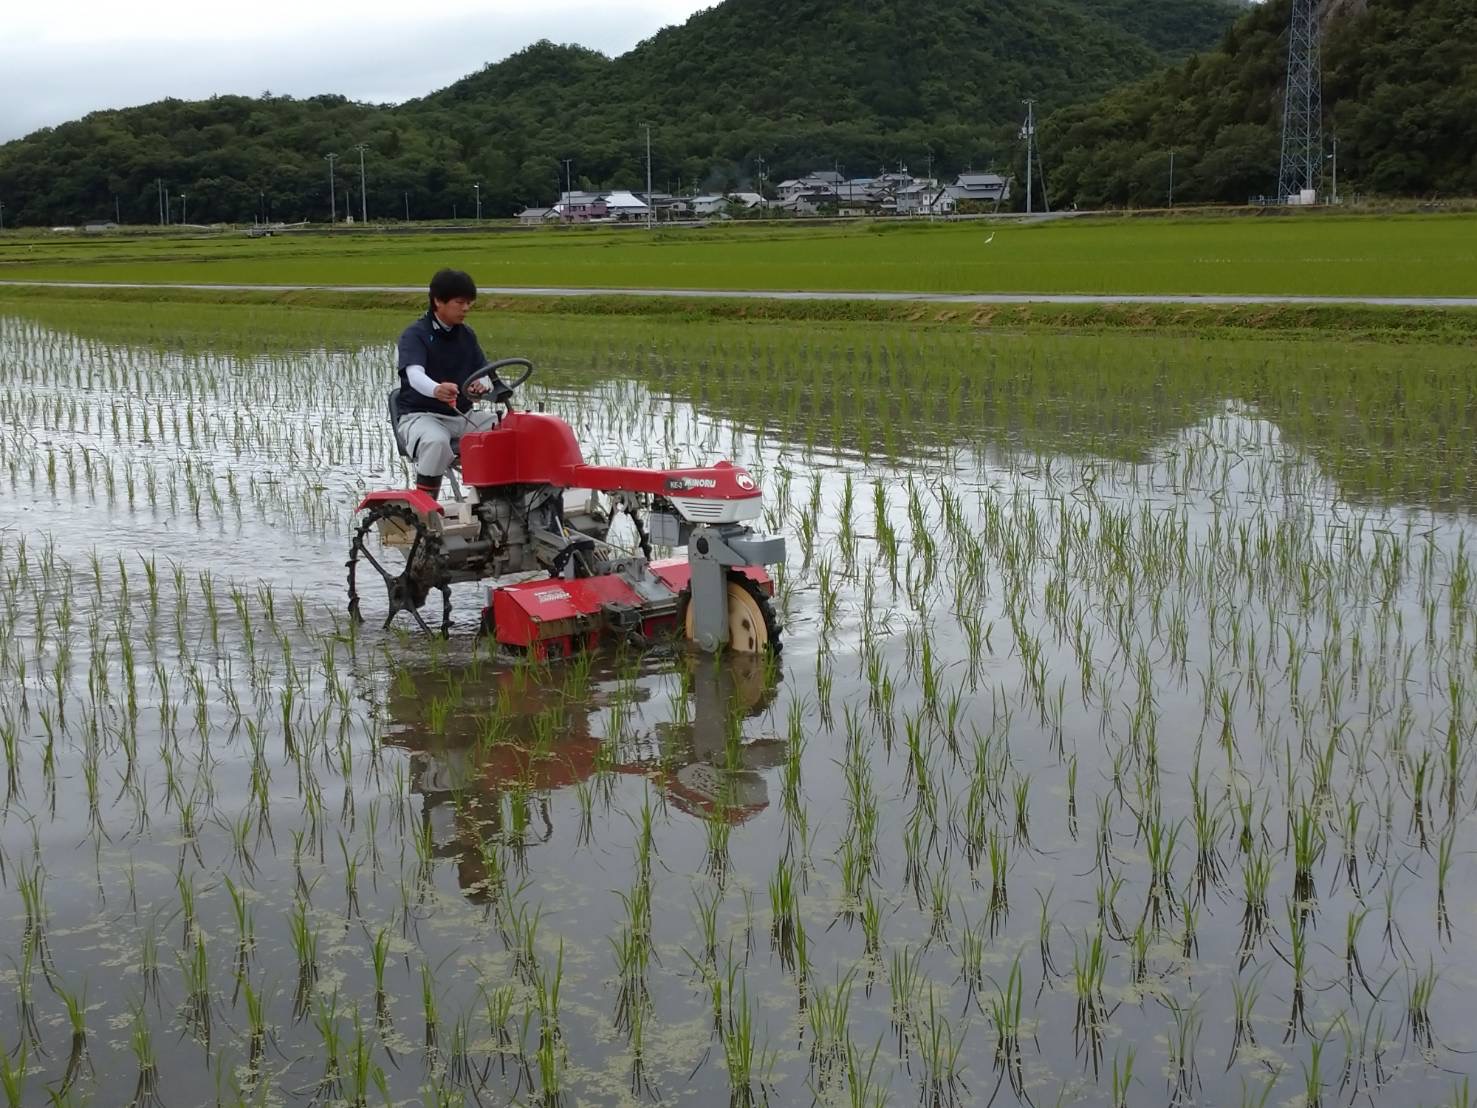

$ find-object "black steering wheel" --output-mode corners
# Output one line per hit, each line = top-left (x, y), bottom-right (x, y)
(464, 358), (534, 407)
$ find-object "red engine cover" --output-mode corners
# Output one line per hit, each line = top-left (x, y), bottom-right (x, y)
(459, 412), (760, 505)
(460, 412), (585, 487)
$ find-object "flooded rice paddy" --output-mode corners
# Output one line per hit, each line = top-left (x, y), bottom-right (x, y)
(2, 304), (1477, 1106)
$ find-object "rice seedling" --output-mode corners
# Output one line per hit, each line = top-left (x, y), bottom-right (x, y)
(722, 976), (775, 1108)
(0, 1042), (27, 1108)
(5, 302), (1477, 1106)
(987, 951), (1026, 1099)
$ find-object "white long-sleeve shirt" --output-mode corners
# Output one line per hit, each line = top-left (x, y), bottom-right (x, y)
(405, 363), (438, 398)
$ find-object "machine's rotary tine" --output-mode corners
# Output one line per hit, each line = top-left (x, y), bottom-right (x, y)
(440, 585), (453, 637)
(347, 502), (444, 634)
(407, 604), (433, 635)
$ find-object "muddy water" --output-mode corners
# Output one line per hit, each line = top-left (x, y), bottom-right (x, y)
(2, 315), (1476, 1106)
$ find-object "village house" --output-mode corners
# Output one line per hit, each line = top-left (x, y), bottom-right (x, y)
(551, 191), (608, 222)
(690, 194), (729, 216)
(945, 172), (1011, 206)
(601, 190), (652, 221)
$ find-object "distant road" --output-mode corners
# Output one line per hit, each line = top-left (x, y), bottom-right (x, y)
(3, 279), (1476, 308)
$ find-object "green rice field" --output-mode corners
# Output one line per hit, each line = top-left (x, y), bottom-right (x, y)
(2, 297), (1477, 1106)
(2, 211), (1476, 296)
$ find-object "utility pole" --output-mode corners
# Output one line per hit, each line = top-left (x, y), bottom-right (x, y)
(180, 192), (187, 224)
(325, 153), (339, 223)
(404, 191), (410, 222)
(353, 143), (368, 224)
(1328, 135), (1338, 204)
(474, 182), (481, 222)
(1168, 150), (1176, 209)
(1022, 99), (1035, 215)
(0, 200), (5, 231)
(643, 123), (653, 230)
(561, 158), (574, 222)
(157, 178), (164, 225)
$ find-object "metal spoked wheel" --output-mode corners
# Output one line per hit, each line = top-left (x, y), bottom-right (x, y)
(683, 575), (782, 654)
(347, 503), (452, 634)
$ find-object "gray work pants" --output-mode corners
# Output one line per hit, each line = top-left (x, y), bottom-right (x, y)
(397, 410), (498, 478)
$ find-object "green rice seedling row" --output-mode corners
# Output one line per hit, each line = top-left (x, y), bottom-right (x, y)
(1, 299), (1476, 1105)
(3, 211), (1476, 296)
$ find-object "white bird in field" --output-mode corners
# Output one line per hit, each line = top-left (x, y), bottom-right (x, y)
(984, 232), (996, 244)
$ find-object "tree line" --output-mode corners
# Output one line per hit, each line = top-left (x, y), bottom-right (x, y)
(0, 0), (1237, 225)
(1041, 0), (1477, 207)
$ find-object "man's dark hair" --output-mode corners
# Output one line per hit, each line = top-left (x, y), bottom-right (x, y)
(428, 268), (477, 310)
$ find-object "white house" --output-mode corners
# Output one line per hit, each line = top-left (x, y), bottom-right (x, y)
(602, 190), (652, 220)
(894, 183), (933, 215)
(947, 173), (1011, 205)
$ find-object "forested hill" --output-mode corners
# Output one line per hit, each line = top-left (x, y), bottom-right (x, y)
(0, 0), (1238, 225)
(1043, 0), (1477, 206)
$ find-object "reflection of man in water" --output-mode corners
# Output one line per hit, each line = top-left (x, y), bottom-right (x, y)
(383, 655), (783, 898)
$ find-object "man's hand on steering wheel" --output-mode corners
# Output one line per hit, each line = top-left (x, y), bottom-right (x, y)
(465, 375), (510, 402)
(463, 359), (533, 407)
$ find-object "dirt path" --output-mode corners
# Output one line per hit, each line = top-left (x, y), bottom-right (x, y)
(3, 279), (1476, 307)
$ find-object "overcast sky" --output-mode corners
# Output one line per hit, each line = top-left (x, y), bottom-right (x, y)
(0, 0), (714, 143)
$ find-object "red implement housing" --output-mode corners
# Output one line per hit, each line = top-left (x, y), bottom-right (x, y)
(357, 488), (443, 515)
(460, 412), (761, 505)
(489, 558), (772, 658)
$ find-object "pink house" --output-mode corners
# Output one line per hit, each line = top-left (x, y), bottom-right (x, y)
(554, 192), (608, 222)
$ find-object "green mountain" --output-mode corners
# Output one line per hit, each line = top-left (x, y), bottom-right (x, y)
(0, 0), (1237, 225)
(1042, 0), (1477, 207)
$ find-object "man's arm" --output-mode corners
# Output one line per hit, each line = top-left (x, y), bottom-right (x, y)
(405, 365), (439, 398)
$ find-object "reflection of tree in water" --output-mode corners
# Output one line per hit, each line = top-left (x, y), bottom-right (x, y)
(380, 651), (782, 901)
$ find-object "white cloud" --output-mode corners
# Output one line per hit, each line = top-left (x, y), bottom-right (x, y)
(0, 1), (712, 142)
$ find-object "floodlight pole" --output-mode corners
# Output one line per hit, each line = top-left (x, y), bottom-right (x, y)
(353, 143), (368, 223)
(474, 182), (481, 222)
(325, 153), (339, 224)
(180, 192), (187, 224)
(1169, 150), (1175, 208)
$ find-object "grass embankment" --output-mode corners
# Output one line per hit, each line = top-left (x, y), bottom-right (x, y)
(2, 211), (1475, 297)
(2, 281), (1474, 342)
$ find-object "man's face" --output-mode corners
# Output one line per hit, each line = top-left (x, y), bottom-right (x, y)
(433, 297), (474, 326)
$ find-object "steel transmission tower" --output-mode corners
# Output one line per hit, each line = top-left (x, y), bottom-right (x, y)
(1277, 0), (1323, 201)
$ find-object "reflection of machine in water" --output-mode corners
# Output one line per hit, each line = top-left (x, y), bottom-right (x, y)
(379, 651), (782, 897)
